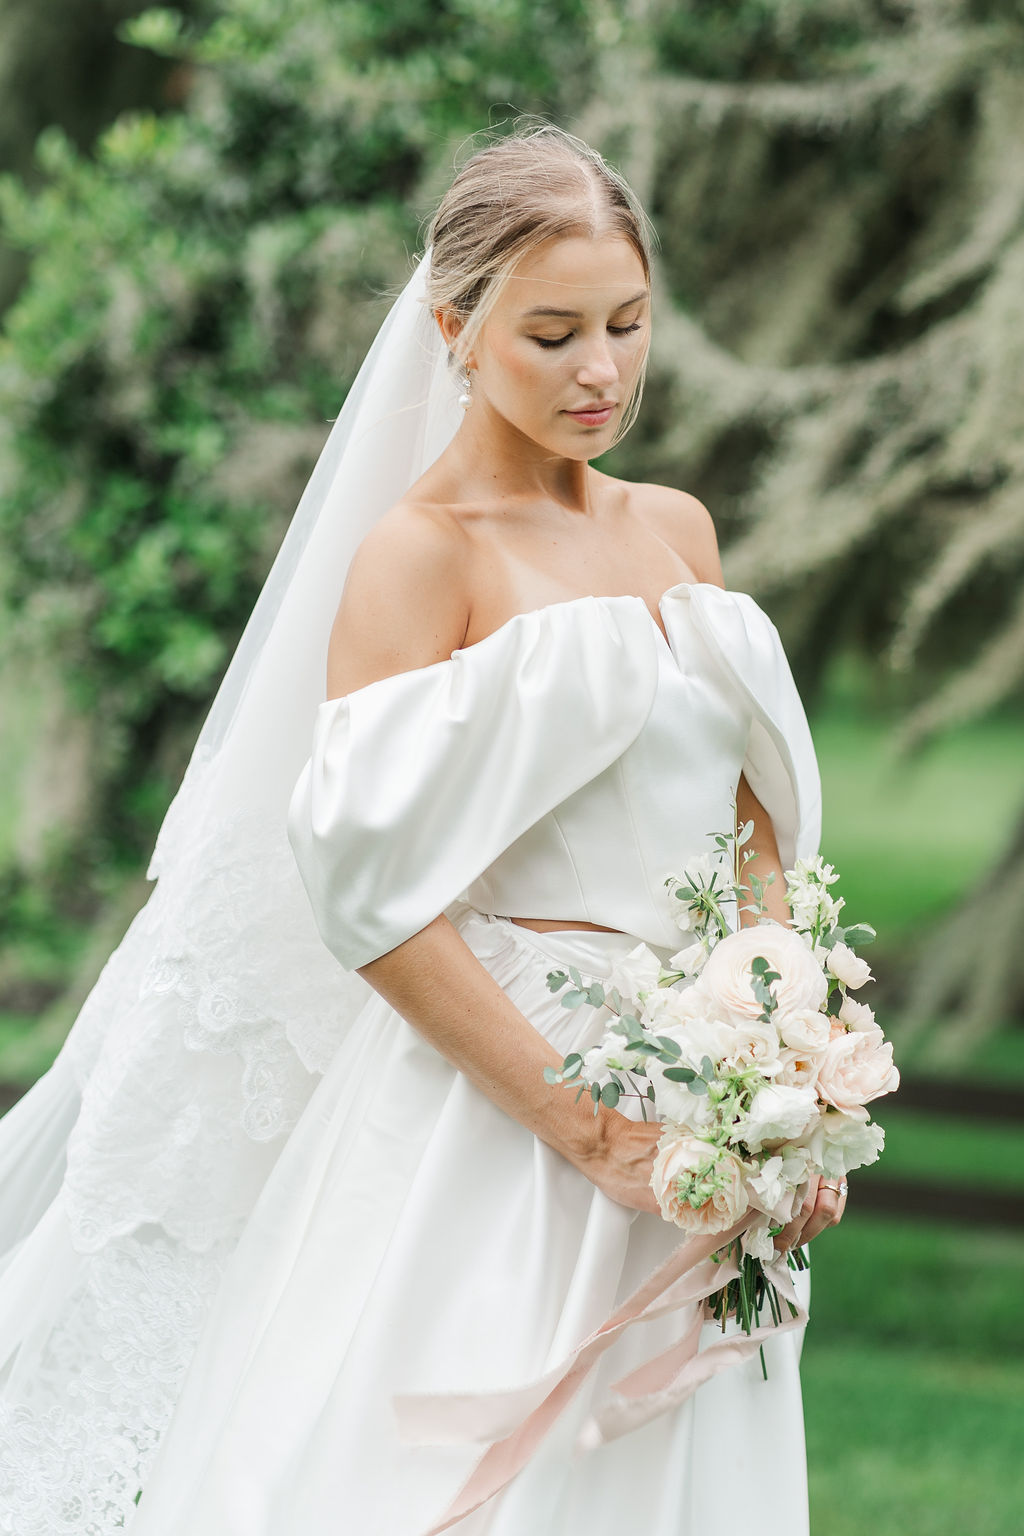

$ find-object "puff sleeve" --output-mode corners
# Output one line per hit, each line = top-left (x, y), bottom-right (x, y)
(674, 585), (822, 872)
(286, 598), (660, 970)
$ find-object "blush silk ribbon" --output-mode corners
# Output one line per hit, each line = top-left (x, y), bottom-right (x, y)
(393, 1218), (808, 1534)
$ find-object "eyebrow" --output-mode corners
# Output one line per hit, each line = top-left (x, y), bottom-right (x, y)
(520, 289), (649, 321)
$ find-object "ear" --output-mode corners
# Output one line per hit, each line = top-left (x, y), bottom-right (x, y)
(434, 307), (476, 370)
(434, 306), (462, 354)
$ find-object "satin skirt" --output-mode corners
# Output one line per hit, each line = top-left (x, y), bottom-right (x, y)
(1, 911), (810, 1535)
(123, 909), (811, 1535)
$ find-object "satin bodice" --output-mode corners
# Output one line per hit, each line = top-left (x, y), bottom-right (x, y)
(287, 583), (822, 970)
(464, 594), (751, 948)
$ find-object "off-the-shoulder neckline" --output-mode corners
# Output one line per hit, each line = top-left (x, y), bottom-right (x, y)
(451, 579), (746, 656)
(318, 581), (755, 707)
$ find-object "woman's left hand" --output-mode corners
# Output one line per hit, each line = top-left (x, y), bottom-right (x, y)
(773, 1174), (848, 1254)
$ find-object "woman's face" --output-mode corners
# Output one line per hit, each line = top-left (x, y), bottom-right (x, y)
(460, 233), (650, 460)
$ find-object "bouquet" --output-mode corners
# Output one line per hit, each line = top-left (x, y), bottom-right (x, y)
(544, 811), (899, 1363)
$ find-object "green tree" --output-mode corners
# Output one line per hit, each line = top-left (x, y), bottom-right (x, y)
(593, 0), (1024, 1046)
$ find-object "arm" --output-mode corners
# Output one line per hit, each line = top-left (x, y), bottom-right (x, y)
(327, 506), (664, 1215)
(356, 915), (662, 1214)
(736, 771), (793, 929)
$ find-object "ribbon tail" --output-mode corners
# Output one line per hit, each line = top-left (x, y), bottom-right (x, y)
(580, 1256), (809, 1447)
(403, 1218), (750, 1535)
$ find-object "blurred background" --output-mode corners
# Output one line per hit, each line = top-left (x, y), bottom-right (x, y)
(0, 1), (1021, 1530)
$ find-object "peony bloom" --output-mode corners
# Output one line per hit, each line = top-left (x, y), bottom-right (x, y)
(694, 922), (828, 1028)
(817, 1029), (900, 1111)
(826, 941), (873, 991)
(650, 1131), (749, 1234)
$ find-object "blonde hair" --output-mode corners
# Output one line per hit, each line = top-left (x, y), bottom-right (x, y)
(425, 125), (655, 446)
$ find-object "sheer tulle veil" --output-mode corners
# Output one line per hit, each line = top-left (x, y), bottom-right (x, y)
(0, 250), (465, 1529)
(150, 248), (459, 885)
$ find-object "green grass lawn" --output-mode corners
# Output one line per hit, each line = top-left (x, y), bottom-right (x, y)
(811, 702), (1024, 952)
(803, 1213), (1024, 1536)
(857, 1105), (1024, 1192)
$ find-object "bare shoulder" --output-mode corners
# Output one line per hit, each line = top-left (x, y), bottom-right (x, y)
(627, 481), (726, 588)
(326, 500), (473, 698)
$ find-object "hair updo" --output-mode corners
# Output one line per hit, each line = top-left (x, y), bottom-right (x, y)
(425, 125), (655, 443)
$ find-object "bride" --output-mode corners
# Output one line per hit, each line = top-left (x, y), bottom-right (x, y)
(0, 126), (844, 1534)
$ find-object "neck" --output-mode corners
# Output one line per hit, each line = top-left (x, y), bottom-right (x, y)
(442, 397), (597, 514)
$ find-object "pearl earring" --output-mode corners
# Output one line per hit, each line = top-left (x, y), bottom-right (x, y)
(457, 367), (473, 410)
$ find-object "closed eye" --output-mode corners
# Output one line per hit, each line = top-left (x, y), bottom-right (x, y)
(532, 322), (644, 351)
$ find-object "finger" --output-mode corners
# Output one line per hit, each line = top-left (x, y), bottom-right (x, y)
(798, 1186), (846, 1245)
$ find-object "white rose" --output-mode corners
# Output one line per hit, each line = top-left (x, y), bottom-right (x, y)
(839, 995), (877, 1031)
(607, 942), (663, 1002)
(817, 1029), (900, 1111)
(814, 1107), (886, 1177)
(738, 1082), (819, 1152)
(650, 1131), (749, 1234)
(776, 1046), (823, 1088)
(777, 1007), (831, 1053)
(827, 941), (873, 991)
(694, 922), (828, 1028)
(721, 1015), (786, 1078)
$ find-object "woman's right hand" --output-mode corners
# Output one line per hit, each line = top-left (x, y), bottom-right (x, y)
(576, 1112), (665, 1217)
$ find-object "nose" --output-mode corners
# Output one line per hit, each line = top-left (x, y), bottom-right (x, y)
(575, 335), (619, 390)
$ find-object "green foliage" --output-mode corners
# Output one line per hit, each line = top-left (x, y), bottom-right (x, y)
(0, 0), (604, 877)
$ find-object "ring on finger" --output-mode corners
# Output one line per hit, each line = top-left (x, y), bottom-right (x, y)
(820, 1179), (848, 1198)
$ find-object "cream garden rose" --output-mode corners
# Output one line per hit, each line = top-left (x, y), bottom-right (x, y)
(650, 1131), (748, 1234)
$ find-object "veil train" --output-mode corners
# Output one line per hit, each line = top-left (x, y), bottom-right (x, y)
(0, 253), (460, 1532)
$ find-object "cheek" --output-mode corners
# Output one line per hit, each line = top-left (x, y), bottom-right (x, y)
(485, 338), (561, 405)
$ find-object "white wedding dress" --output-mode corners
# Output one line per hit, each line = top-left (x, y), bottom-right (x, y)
(0, 577), (820, 1534)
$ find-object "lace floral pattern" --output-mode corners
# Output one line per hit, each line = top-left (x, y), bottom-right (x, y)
(1, 797), (374, 1529)
(0, 1231), (228, 1534)
(61, 805), (371, 1254)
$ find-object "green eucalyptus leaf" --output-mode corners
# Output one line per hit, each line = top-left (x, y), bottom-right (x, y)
(688, 1077), (709, 1096)
(560, 990), (587, 1008)
(600, 1081), (621, 1108)
(663, 1065), (697, 1083)
(586, 982), (606, 1007)
(546, 969), (569, 992)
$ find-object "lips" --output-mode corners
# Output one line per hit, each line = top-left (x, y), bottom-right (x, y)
(565, 402), (618, 425)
